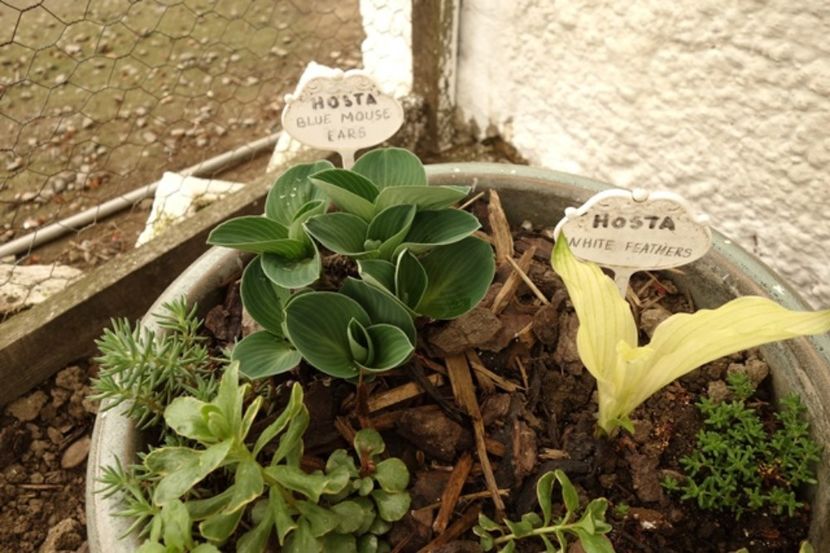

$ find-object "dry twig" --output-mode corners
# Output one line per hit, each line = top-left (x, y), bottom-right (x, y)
(367, 374), (444, 413)
(488, 189), (514, 265)
(490, 246), (536, 314)
(433, 452), (474, 533)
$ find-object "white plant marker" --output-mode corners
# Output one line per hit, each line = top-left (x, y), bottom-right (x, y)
(281, 65), (404, 169)
(553, 189), (712, 296)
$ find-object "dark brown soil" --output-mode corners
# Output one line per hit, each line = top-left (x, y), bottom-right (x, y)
(194, 195), (813, 552)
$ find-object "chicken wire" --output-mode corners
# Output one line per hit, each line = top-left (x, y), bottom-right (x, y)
(0, 0), (364, 321)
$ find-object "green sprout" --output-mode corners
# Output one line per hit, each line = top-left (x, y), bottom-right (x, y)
(473, 470), (614, 553)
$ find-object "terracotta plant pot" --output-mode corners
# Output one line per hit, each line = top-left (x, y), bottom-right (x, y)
(86, 163), (830, 551)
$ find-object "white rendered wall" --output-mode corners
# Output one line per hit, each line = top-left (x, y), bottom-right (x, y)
(457, 0), (830, 307)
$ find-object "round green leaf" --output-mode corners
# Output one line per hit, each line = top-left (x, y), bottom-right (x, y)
(359, 324), (414, 373)
(395, 250), (428, 310)
(232, 331), (300, 380)
(323, 533), (358, 553)
(373, 458), (409, 493)
(415, 237), (495, 319)
(340, 278), (416, 343)
(354, 428), (385, 458)
(352, 147), (427, 189)
(367, 204), (416, 260)
(358, 534), (379, 553)
(207, 216), (303, 255)
(240, 256), (289, 335)
(371, 489), (411, 522)
(374, 185), (470, 213)
(311, 169), (378, 221)
(284, 292), (370, 378)
(331, 501), (366, 534)
(305, 212), (369, 256)
(261, 242), (321, 288)
(295, 501), (340, 537)
(265, 160), (333, 226)
(397, 209), (481, 255)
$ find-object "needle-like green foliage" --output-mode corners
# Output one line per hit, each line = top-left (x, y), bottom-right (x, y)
(662, 372), (820, 517)
(551, 236), (830, 434)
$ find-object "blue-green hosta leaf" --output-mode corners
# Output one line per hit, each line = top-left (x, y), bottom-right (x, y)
(254, 382), (305, 457)
(397, 209), (481, 255)
(305, 212), (370, 256)
(224, 459), (264, 514)
(551, 235), (830, 434)
(261, 242), (321, 288)
(340, 278), (416, 343)
(373, 458), (410, 493)
(358, 259), (396, 292)
(199, 507), (244, 543)
(359, 324), (414, 372)
(288, 199), (328, 241)
(371, 489), (411, 522)
(240, 256), (289, 335)
(295, 501), (340, 537)
(374, 185), (470, 213)
(285, 292), (371, 378)
(163, 397), (213, 443)
(208, 216), (307, 256)
(395, 250), (428, 310)
(352, 147), (427, 189)
(311, 169), (378, 221)
(149, 440), (233, 505)
(366, 204), (416, 260)
(347, 318), (373, 365)
(415, 237), (495, 319)
(232, 331), (301, 380)
(265, 160), (334, 226)
(160, 499), (192, 551)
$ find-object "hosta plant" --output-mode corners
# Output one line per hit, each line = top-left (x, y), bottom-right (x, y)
(209, 147), (495, 379)
(551, 235), (830, 434)
(100, 362), (411, 553)
(473, 470), (614, 553)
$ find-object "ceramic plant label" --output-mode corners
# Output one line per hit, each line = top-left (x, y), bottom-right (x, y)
(554, 189), (712, 295)
(281, 66), (404, 168)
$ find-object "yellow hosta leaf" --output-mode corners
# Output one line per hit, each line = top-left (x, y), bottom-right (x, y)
(551, 234), (830, 434)
(551, 237), (637, 382)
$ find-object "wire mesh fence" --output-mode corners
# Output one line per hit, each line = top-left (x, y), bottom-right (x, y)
(0, 0), (364, 321)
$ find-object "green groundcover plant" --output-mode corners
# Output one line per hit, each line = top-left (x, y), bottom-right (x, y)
(99, 360), (411, 553)
(663, 372), (820, 518)
(551, 236), (830, 434)
(473, 470), (614, 553)
(207, 147), (495, 380)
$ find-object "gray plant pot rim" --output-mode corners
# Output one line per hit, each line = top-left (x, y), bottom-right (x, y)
(86, 162), (830, 552)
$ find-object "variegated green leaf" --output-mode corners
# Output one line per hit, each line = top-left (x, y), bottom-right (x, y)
(374, 185), (470, 213)
(414, 237), (495, 319)
(164, 397), (213, 443)
(240, 256), (289, 335)
(396, 208), (481, 255)
(150, 440), (232, 505)
(311, 169), (378, 221)
(232, 331), (301, 380)
(352, 147), (427, 189)
(199, 507), (244, 543)
(265, 160), (333, 226)
(395, 250), (427, 310)
(207, 216), (307, 256)
(261, 241), (321, 289)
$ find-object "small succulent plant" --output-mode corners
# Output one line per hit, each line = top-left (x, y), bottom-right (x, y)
(473, 469), (614, 553)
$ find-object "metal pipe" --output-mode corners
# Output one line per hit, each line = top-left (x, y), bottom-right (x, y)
(0, 132), (282, 259)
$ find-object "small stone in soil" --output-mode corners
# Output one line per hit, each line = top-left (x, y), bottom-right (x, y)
(640, 305), (672, 338)
(60, 436), (90, 469)
(6, 391), (48, 423)
(397, 406), (472, 463)
(39, 517), (83, 553)
(428, 306), (502, 355)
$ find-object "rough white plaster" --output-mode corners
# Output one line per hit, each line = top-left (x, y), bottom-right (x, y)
(457, 0), (830, 307)
(359, 0), (412, 98)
